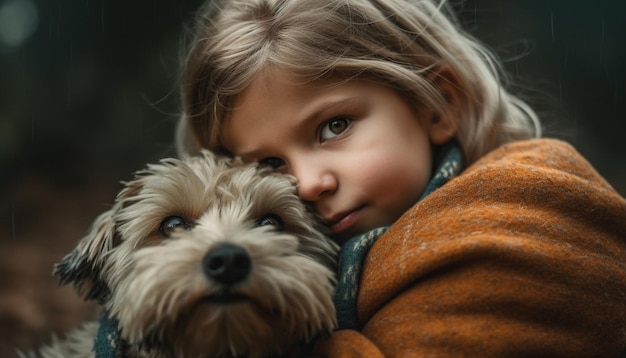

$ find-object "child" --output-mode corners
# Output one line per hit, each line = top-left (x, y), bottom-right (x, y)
(176, 0), (626, 356)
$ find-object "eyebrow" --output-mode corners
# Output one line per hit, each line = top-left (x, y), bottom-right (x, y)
(298, 96), (364, 129)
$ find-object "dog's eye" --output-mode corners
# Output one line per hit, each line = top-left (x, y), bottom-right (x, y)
(159, 216), (192, 238)
(257, 214), (284, 231)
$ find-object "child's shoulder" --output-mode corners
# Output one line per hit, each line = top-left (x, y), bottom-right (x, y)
(474, 138), (578, 168)
(466, 138), (614, 192)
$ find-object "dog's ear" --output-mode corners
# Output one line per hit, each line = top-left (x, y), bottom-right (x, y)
(53, 204), (118, 302)
(53, 178), (144, 302)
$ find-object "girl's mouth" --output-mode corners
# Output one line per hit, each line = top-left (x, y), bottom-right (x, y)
(328, 207), (363, 234)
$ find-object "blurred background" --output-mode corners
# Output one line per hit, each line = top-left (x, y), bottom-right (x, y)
(1, 0), (624, 356)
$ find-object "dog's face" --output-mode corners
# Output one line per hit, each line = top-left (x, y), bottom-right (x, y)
(55, 151), (339, 358)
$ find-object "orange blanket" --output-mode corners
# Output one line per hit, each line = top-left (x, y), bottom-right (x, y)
(315, 139), (626, 357)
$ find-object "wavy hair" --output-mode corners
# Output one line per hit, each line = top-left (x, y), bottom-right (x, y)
(176, 0), (541, 163)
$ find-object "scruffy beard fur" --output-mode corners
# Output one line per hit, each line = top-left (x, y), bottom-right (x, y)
(28, 151), (339, 358)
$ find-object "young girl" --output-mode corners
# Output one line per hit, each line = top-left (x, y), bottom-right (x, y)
(176, 0), (626, 355)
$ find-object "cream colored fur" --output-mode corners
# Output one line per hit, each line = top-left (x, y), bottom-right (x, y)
(28, 151), (338, 358)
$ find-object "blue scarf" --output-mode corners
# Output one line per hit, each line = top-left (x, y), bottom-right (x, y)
(94, 311), (122, 358)
(94, 140), (464, 356)
(333, 141), (463, 330)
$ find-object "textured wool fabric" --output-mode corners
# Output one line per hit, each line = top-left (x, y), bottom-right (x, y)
(314, 138), (626, 357)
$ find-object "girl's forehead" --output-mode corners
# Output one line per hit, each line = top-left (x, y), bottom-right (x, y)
(222, 70), (378, 156)
(230, 67), (350, 121)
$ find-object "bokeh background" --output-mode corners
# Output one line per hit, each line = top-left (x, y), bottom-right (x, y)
(1, 0), (624, 356)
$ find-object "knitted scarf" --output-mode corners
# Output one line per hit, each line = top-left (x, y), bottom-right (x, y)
(93, 140), (464, 356)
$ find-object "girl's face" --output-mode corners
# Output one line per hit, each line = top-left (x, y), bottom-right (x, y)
(224, 69), (454, 242)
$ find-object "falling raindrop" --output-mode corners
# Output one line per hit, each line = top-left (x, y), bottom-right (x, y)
(601, 18), (605, 42)
(600, 18), (605, 63)
(67, 77), (72, 105)
(48, 8), (52, 40)
(550, 10), (555, 42)
(558, 72), (563, 105)
(11, 200), (16, 241)
(615, 82), (619, 110)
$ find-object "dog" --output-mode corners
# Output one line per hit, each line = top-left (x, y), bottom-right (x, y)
(29, 150), (339, 358)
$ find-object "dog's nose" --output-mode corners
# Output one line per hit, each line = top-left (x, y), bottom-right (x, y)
(202, 244), (251, 284)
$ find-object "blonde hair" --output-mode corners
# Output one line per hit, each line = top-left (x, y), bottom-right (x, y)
(176, 0), (541, 164)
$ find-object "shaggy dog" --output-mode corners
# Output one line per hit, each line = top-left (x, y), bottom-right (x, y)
(29, 151), (338, 358)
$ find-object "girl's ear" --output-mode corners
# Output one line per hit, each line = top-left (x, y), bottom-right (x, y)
(426, 64), (463, 145)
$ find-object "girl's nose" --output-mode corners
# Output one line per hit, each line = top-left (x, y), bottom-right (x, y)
(291, 161), (337, 202)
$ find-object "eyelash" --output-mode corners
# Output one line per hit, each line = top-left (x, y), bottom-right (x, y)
(259, 157), (284, 169)
(258, 116), (352, 170)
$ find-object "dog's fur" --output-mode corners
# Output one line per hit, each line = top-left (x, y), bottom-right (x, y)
(30, 151), (339, 358)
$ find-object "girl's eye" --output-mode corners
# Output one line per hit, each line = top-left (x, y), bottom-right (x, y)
(259, 157), (285, 169)
(159, 216), (192, 238)
(320, 117), (351, 142)
(257, 214), (284, 231)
